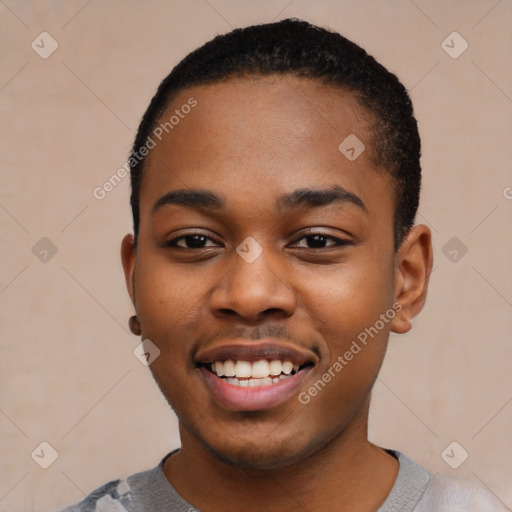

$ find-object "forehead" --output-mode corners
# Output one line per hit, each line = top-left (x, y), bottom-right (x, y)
(140, 76), (391, 217)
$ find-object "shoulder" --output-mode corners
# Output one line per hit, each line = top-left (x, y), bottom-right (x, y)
(56, 462), (164, 512)
(57, 478), (134, 512)
(381, 451), (507, 512)
(56, 451), (184, 512)
(417, 474), (507, 512)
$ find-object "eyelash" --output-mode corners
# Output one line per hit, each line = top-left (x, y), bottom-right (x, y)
(165, 232), (351, 250)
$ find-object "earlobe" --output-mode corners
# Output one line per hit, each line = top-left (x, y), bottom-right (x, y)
(390, 224), (433, 335)
(121, 234), (137, 306)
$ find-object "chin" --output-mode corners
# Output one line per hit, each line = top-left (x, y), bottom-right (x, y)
(204, 438), (309, 470)
(187, 418), (326, 471)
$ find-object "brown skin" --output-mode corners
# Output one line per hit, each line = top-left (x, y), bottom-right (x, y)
(121, 76), (433, 511)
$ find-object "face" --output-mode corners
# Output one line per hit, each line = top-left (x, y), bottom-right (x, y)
(122, 76), (422, 469)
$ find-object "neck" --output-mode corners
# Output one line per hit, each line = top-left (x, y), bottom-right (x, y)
(163, 406), (398, 512)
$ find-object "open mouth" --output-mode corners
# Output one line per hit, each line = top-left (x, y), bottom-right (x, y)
(194, 340), (318, 410)
(200, 359), (314, 388)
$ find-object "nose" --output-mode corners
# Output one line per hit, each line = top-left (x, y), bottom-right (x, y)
(209, 244), (297, 322)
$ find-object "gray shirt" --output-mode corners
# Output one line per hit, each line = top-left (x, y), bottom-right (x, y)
(58, 450), (506, 511)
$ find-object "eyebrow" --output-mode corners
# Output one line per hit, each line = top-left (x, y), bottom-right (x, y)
(152, 184), (367, 215)
(152, 189), (224, 213)
(276, 185), (367, 213)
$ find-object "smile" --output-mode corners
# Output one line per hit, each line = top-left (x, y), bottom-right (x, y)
(195, 341), (317, 411)
(208, 358), (309, 387)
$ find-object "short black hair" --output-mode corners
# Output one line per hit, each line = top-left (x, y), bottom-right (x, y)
(129, 18), (421, 249)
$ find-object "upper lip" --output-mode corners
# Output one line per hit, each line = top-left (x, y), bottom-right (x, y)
(194, 339), (318, 367)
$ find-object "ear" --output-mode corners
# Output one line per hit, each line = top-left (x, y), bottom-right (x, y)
(121, 234), (137, 306)
(390, 224), (433, 334)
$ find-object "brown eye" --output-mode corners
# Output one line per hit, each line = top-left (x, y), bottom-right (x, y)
(166, 234), (221, 249)
(290, 233), (351, 249)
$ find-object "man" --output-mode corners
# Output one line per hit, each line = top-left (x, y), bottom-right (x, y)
(59, 18), (504, 512)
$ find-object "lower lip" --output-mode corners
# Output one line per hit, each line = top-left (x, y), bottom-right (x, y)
(200, 367), (312, 411)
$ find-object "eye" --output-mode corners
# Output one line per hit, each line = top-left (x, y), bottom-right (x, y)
(289, 233), (351, 249)
(165, 233), (222, 249)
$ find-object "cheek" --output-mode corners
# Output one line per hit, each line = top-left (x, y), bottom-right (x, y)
(299, 257), (395, 345)
(135, 248), (207, 319)
(297, 268), (393, 425)
(134, 264), (206, 409)
(133, 254), (210, 370)
(296, 263), (395, 418)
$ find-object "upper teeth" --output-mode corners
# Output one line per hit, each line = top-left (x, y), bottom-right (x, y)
(212, 359), (299, 379)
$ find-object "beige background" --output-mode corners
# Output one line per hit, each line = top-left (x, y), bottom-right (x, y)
(1, 1), (511, 510)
